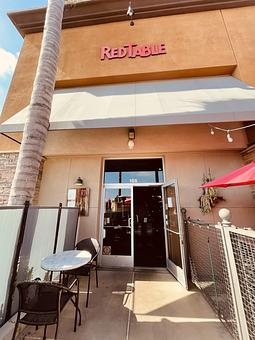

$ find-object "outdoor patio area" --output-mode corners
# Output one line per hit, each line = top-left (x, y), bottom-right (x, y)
(17, 270), (232, 340)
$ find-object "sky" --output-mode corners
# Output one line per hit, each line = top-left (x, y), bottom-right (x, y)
(0, 0), (47, 113)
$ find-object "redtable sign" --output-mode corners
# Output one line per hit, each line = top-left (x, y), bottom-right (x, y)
(100, 43), (167, 60)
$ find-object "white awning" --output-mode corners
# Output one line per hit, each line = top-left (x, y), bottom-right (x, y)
(1, 76), (255, 133)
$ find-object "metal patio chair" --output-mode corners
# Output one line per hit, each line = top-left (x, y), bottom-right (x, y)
(63, 238), (100, 308)
(12, 280), (81, 340)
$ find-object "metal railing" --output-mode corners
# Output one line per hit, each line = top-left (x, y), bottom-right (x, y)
(228, 228), (255, 340)
(186, 210), (254, 340)
(0, 202), (79, 326)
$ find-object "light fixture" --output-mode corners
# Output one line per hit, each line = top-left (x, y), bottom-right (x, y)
(128, 128), (135, 150)
(227, 130), (233, 143)
(128, 139), (135, 150)
(127, 1), (135, 26)
(74, 177), (83, 186)
(209, 122), (255, 143)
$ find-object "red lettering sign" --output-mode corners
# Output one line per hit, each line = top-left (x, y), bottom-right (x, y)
(100, 43), (167, 60)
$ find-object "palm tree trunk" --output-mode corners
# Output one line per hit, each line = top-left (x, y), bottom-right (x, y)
(8, 0), (64, 205)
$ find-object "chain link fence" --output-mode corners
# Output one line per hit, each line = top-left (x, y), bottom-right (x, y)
(186, 218), (254, 340)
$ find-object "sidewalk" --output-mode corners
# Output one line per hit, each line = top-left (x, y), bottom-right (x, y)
(18, 270), (233, 340)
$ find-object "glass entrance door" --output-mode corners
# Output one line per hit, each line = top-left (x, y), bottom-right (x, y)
(163, 179), (188, 288)
(101, 186), (133, 267)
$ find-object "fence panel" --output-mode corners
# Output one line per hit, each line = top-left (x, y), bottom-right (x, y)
(18, 207), (60, 280)
(229, 230), (255, 340)
(0, 204), (79, 323)
(0, 203), (79, 327)
(57, 207), (79, 252)
(10, 207), (60, 317)
(0, 207), (24, 326)
(187, 221), (239, 339)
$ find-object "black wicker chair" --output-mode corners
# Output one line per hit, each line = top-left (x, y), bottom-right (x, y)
(64, 238), (100, 308)
(12, 280), (81, 340)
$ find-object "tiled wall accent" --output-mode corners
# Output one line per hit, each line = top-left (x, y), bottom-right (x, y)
(0, 152), (44, 205)
(0, 152), (18, 205)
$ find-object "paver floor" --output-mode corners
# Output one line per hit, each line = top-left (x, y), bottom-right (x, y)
(18, 269), (233, 340)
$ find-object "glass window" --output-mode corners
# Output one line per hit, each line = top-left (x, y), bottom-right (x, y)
(158, 171), (164, 183)
(104, 159), (164, 184)
(103, 188), (131, 256)
(122, 171), (156, 183)
(104, 172), (119, 184)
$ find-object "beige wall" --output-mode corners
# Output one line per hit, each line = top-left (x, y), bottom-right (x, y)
(165, 151), (255, 227)
(1, 5), (255, 231)
(43, 123), (247, 157)
(3, 6), (255, 124)
(38, 156), (102, 240)
(38, 150), (255, 243)
(222, 6), (255, 87)
(0, 7), (241, 125)
(1, 123), (246, 156)
(2, 6), (255, 153)
(55, 10), (235, 87)
(0, 34), (40, 123)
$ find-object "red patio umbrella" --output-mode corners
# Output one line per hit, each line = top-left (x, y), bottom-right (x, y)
(201, 160), (255, 188)
(124, 197), (131, 204)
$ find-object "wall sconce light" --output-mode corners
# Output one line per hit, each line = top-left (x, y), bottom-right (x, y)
(128, 128), (135, 150)
(127, 1), (135, 26)
(74, 176), (84, 186)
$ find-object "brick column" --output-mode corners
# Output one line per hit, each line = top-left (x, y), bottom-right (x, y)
(0, 152), (44, 205)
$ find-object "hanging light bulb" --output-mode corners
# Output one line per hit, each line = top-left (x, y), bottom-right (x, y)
(210, 128), (215, 135)
(227, 131), (233, 143)
(127, 1), (135, 26)
(128, 139), (135, 149)
(127, 1), (134, 16)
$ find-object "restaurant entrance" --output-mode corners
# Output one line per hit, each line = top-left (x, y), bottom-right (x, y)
(100, 159), (188, 287)
(100, 158), (164, 268)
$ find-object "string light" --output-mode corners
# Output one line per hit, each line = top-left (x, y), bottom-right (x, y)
(208, 123), (255, 143)
(227, 130), (233, 143)
(127, 1), (135, 26)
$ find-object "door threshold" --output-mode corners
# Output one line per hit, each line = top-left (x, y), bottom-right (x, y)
(134, 266), (168, 273)
(99, 266), (134, 272)
(99, 266), (168, 273)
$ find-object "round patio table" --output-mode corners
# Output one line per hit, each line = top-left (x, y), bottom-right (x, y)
(41, 250), (92, 272)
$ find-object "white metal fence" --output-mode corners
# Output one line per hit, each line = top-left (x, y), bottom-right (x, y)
(0, 203), (79, 327)
(186, 209), (255, 340)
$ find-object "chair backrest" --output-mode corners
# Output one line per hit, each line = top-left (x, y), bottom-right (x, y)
(76, 238), (100, 260)
(17, 281), (62, 314)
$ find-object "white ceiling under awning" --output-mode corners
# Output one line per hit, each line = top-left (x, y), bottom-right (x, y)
(1, 76), (255, 133)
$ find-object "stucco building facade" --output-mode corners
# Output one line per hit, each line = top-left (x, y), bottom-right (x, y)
(1, 0), (255, 269)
